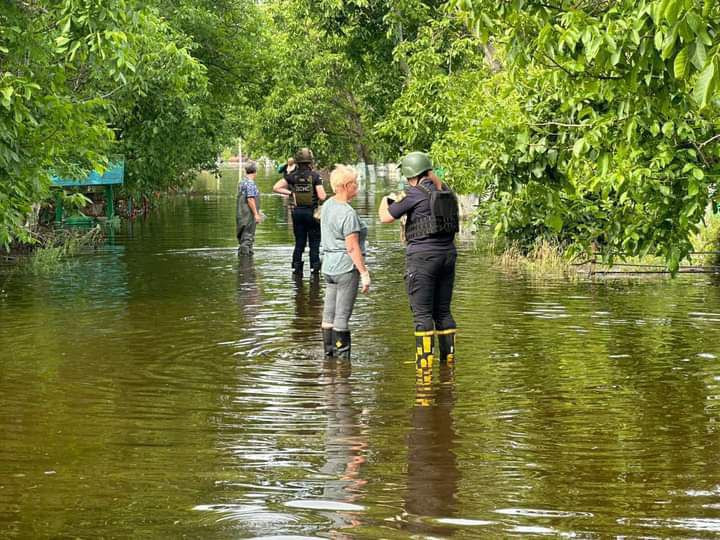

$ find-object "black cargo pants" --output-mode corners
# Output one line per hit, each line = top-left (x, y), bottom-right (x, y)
(291, 206), (321, 269)
(404, 250), (457, 332)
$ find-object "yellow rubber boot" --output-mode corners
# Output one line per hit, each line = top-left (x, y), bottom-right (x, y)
(414, 330), (435, 370)
(436, 329), (456, 365)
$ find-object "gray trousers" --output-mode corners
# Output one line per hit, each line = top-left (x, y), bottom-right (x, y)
(236, 199), (256, 254)
(322, 269), (359, 331)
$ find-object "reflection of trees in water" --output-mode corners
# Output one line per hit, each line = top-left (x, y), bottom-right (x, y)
(404, 365), (459, 535)
(319, 359), (367, 532)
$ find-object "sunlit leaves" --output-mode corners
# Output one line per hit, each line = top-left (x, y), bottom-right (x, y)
(442, 0), (720, 272)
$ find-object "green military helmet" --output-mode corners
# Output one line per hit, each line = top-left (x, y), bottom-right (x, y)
(294, 147), (314, 164)
(398, 151), (433, 178)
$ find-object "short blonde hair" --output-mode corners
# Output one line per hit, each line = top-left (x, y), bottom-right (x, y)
(287, 157), (295, 166)
(330, 164), (358, 192)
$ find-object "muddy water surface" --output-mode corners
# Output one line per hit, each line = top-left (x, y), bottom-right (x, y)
(2, 170), (720, 538)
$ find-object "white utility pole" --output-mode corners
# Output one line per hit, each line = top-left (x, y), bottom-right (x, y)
(238, 138), (243, 186)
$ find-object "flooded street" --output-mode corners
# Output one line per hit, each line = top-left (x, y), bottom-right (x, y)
(3, 170), (720, 538)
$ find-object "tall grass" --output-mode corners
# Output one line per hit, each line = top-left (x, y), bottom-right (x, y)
(690, 208), (720, 267)
(495, 238), (579, 278)
(24, 226), (104, 275)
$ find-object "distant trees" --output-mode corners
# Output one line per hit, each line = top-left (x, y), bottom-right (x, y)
(0, 0), (267, 248)
(4, 0), (720, 270)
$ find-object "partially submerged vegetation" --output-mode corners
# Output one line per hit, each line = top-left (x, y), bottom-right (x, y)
(3, 226), (105, 276)
(23, 227), (105, 275)
(491, 211), (720, 278)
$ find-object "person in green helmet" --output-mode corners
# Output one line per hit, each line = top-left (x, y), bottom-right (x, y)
(378, 151), (460, 371)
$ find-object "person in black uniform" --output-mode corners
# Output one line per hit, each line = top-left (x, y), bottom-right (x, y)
(378, 151), (459, 371)
(273, 148), (327, 275)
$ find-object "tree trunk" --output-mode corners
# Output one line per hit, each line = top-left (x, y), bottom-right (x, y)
(481, 41), (503, 73)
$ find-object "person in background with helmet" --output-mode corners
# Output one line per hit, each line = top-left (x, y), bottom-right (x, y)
(273, 147), (327, 275)
(320, 165), (370, 359)
(237, 161), (262, 256)
(378, 151), (459, 371)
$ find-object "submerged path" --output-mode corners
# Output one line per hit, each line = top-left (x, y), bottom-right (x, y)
(2, 169), (720, 537)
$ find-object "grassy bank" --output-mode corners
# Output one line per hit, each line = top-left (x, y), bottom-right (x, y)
(487, 211), (720, 278)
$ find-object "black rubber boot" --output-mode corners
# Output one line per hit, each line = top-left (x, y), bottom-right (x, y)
(322, 328), (335, 357)
(414, 330), (435, 370)
(437, 329), (456, 365)
(292, 261), (304, 275)
(333, 329), (351, 360)
(310, 262), (321, 274)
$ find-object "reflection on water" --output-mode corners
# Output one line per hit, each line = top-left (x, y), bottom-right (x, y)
(2, 169), (720, 537)
(405, 365), (460, 536)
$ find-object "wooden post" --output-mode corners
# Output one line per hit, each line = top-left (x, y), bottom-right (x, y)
(55, 191), (64, 223)
(105, 185), (115, 219)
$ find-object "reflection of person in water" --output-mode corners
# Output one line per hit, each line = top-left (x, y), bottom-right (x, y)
(237, 254), (261, 332)
(290, 272), (323, 343)
(404, 365), (460, 534)
(319, 359), (367, 531)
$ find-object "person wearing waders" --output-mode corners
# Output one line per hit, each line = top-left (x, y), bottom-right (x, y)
(378, 151), (459, 373)
(320, 165), (370, 359)
(272, 147), (327, 275)
(236, 161), (262, 255)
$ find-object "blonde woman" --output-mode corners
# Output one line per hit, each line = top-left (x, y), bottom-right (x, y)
(320, 165), (371, 359)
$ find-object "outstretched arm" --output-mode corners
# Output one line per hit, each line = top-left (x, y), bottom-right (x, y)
(378, 196), (396, 224)
(273, 178), (291, 196)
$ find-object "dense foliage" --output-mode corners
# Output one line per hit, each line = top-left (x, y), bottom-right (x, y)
(0, 0), (265, 248)
(3, 0), (720, 269)
(437, 0), (720, 270)
(244, 0), (446, 166)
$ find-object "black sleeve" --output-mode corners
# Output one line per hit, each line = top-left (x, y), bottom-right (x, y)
(313, 172), (323, 186)
(388, 190), (419, 219)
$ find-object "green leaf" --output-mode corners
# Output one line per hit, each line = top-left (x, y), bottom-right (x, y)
(0, 86), (13, 108)
(572, 138), (587, 157)
(693, 59), (717, 108)
(546, 213), (563, 232)
(703, 0), (712, 17)
(661, 27), (678, 60)
(692, 41), (707, 70)
(674, 45), (690, 79)
(663, 0), (682, 24)
(654, 30), (664, 52)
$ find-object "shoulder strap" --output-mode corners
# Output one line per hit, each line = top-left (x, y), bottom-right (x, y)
(412, 182), (432, 198)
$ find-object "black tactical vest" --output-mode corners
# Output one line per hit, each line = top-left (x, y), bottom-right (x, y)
(404, 182), (459, 241)
(292, 171), (315, 207)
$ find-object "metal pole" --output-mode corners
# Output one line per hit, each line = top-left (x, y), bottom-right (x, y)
(238, 138), (243, 186)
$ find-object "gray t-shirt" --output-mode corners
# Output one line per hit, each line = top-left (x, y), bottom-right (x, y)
(320, 197), (367, 275)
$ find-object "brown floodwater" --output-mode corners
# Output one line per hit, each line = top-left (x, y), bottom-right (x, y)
(2, 169), (720, 538)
